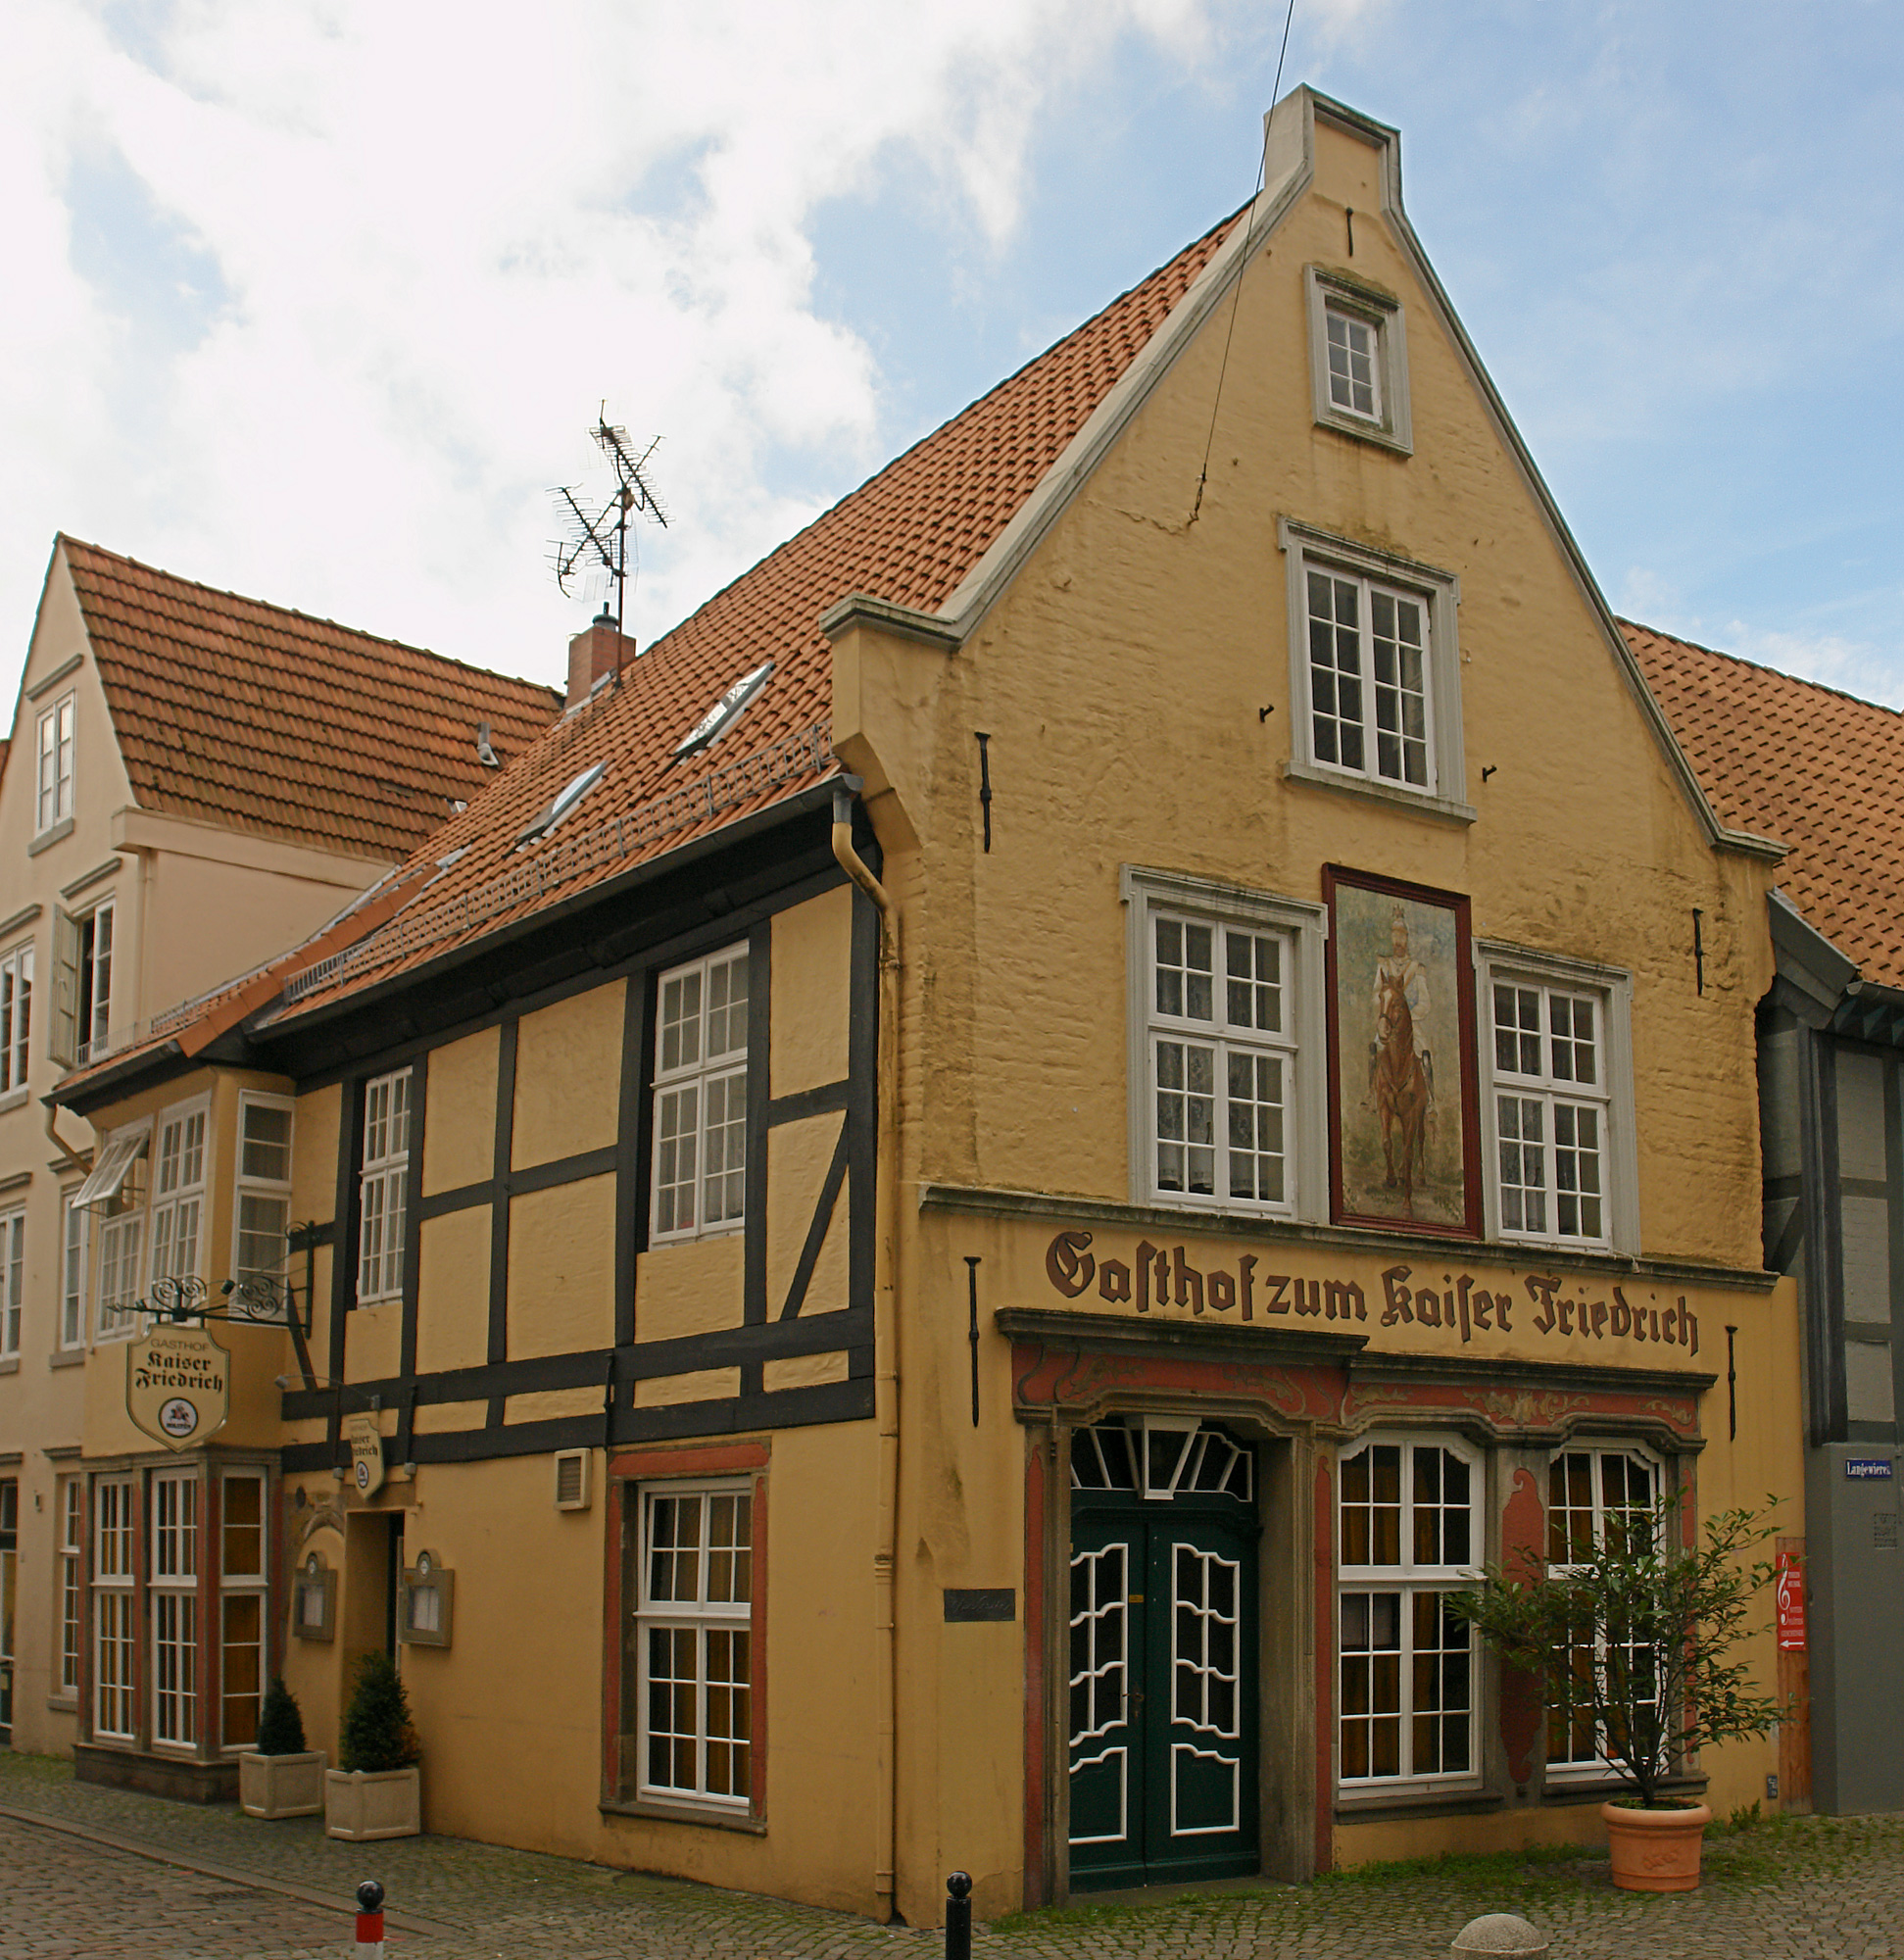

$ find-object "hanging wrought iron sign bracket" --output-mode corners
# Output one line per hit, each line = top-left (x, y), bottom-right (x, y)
(137, 1274), (310, 1338)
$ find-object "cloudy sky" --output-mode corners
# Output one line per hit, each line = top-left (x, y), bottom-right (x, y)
(5, 1), (1902, 710)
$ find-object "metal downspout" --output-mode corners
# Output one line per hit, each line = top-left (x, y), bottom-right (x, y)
(831, 773), (903, 1923)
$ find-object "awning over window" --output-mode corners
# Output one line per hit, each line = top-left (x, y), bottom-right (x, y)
(73, 1132), (148, 1210)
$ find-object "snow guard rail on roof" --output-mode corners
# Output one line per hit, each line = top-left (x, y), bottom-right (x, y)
(281, 717), (836, 1007)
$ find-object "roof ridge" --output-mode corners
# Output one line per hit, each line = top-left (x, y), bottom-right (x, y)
(1620, 615), (1904, 723)
(58, 535), (561, 698)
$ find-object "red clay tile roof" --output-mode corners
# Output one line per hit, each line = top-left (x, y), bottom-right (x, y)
(1625, 620), (1904, 991)
(258, 212), (1242, 1020)
(60, 539), (561, 862)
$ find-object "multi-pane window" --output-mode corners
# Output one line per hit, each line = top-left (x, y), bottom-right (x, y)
(36, 693), (74, 833)
(61, 1193), (87, 1349)
(634, 1483), (754, 1806)
(151, 1471), (198, 1747)
(1325, 303), (1381, 420)
(358, 1070), (412, 1303)
(0, 942), (31, 1092)
(0, 1209), (21, 1359)
(1338, 1438), (1479, 1788)
(58, 1478), (83, 1697)
(1148, 912), (1294, 1210)
(80, 1127), (150, 1339)
(234, 1097), (294, 1297)
(148, 1102), (208, 1299)
(74, 902), (113, 1066)
(93, 1477), (136, 1740)
(220, 1472), (268, 1748)
(1545, 1448), (1659, 1772)
(1490, 978), (1612, 1246)
(651, 947), (750, 1243)
(1306, 567), (1433, 792)
(0, 1478), (15, 1735)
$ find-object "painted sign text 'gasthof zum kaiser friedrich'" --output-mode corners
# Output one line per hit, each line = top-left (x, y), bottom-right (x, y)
(1041, 1229), (1701, 1356)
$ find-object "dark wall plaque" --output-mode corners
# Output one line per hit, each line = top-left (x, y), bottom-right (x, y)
(943, 1588), (1015, 1623)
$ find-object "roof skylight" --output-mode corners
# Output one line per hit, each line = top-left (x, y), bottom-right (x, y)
(513, 761), (606, 850)
(675, 661), (773, 760)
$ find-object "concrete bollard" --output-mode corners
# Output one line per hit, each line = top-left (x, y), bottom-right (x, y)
(1451, 1913), (1548, 1960)
(945, 1870), (973, 1960)
(355, 1879), (385, 1957)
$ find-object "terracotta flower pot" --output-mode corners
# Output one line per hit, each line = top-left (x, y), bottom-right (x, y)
(1600, 1798), (1711, 1892)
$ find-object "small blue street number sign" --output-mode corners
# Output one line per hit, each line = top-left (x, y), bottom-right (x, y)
(1845, 1457), (1894, 1480)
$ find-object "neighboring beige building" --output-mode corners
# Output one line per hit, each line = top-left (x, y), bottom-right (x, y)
(0, 538), (559, 1761)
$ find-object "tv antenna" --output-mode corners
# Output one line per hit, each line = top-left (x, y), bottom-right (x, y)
(550, 408), (668, 638)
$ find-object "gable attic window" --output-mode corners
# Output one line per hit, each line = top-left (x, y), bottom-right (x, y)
(675, 662), (773, 760)
(35, 694), (74, 836)
(1304, 267), (1412, 454)
(513, 762), (606, 850)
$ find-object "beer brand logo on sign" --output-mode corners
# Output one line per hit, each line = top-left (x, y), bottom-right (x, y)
(125, 1325), (230, 1452)
(345, 1412), (386, 1496)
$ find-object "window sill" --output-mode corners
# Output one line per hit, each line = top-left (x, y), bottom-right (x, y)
(1285, 759), (1477, 825)
(28, 817), (75, 857)
(0, 1358), (19, 1376)
(48, 1348), (84, 1369)
(1314, 409), (1413, 457)
(0, 1088), (26, 1114)
(1539, 1770), (1707, 1807)
(1337, 1785), (1500, 1823)
(45, 1696), (77, 1714)
(601, 1795), (765, 1835)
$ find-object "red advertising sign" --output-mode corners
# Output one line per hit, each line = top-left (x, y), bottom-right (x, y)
(1776, 1548), (1808, 1651)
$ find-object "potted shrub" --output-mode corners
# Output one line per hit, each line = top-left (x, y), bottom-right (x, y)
(1452, 1495), (1781, 1891)
(324, 1650), (422, 1841)
(239, 1677), (327, 1819)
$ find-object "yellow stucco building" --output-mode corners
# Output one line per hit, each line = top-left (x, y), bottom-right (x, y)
(48, 89), (1801, 1921)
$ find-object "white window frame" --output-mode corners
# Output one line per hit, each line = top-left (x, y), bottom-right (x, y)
(1122, 868), (1327, 1222)
(92, 1475), (136, 1741)
(57, 1476), (83, 1698)
(0, 1207), (21, 1360)
(650, 945), (751, 1246)
(233, 1094), (295, 1300)
(87, 1121), (152, 1344)
(357, 1069), (412, 1304)
(1305, 266), (1412, 453)
(1476, 942), (1638, 1256)
(1542, 1445), (1663, 1780)
(147, 1096), (210, 1305)
(1337, 1433), (1483, 1797)
(150, 1468), (198, 1749)
(633, 1478), (755, 1810)
(35, 692), (74, 835)
(60, 1191), (87, 1350)
(1279, 521), (1466, 816)
(0, 941), (32, 1095)
(218, 1468), (269, 1751)
(52, 897), (116, 1069)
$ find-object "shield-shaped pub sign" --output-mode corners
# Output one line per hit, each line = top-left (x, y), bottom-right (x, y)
(125, 1324), (231, 1451)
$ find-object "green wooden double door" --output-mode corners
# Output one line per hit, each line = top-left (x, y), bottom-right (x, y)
(1067, 1429), (1259, 1891)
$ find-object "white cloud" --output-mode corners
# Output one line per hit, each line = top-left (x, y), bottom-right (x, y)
(0, 0), (1242, 696)
(1720, 622), (1904, 711)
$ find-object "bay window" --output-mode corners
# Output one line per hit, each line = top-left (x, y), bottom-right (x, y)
(93, 1477), (136, 1740)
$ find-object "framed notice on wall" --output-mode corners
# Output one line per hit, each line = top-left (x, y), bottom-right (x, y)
(1324, 865), (1482, 1238)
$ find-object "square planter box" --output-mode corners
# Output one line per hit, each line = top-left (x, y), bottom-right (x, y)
(239, 1749), (327, 1820)
(324, 1766), (421, 1840)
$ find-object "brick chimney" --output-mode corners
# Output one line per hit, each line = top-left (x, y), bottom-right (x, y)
(567, 612), (634, 708)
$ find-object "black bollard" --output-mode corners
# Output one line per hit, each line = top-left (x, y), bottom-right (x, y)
(946, 1871), (972, 1960)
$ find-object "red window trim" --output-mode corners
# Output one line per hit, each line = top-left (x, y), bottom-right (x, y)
(604, 1439), (770, 1822)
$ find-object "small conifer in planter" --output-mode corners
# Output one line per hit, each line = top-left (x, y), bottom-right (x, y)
(327, 1651), (422, 1840)
(239, 1677), (325, 1820)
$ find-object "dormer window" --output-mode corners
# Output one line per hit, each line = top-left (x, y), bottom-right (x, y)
(675, 662), (773, 760)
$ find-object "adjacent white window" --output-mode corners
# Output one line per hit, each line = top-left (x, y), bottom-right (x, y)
(84, 1125), (152, 1341)
(358, 1070), (412, 1303)
(61, 1193), (87, 1350)
(1338, 1436), (1480, 1791)
(0, 942), (31, 1093)
(51, 899), (114, 1068)
(1305, 267), (1411, 452)
(151, 1470), (198, 1747)
(58, 1478), (83, 1697)
(234, 1096), (294, 1298)
(634, 1482), (754, 1808)
(651, 947), (750, 1244)
(0, 1209), (20, 1359)
(93, 1476), (136, 1740)
(1478, 945), (1637, 1254)
(148, 1099), (208, 1300)
(1124, 870), (1326, 1221)
(36, 694), (74, 834)
(1544, 1447), (1660, 1774)
(1279, 523), (1464, 813)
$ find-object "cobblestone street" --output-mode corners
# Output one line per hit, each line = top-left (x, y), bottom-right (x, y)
(4, 1752), (1904, 1960)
